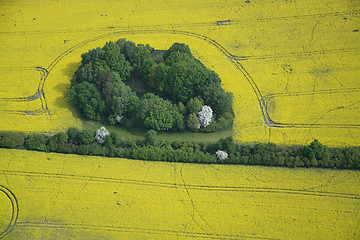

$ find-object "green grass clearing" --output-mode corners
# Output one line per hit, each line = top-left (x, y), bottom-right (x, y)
(82, 119), (232, 143)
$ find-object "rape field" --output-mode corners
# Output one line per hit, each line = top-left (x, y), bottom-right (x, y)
(0, 148), (359, 239)
(0, 0), (359, 146)
(1, 0), (360, 239)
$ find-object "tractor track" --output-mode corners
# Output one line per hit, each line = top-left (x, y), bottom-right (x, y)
(1, 23), (359, 128)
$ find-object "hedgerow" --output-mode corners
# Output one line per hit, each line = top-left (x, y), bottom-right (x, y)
(1, 129), (359, 170)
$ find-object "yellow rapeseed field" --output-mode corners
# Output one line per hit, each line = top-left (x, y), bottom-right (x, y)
(0, 0), (359, 145)
(1, 1), (360, 239)
(1, 148), (359, 239)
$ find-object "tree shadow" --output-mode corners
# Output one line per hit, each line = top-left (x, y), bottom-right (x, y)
(52, 81), (82, 120)
(52, 61), (79, 112)
(63, 62), (80, 79)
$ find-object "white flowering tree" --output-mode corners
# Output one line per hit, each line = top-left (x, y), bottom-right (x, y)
(216, 150), (228, 161)
(197, 105), (213, 128)
(95, 126), (109, 144)
(115, 114), (123, 123)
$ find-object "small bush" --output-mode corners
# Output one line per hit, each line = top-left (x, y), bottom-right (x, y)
(0, 131), (26, 148)
(25, 133), (48, 151)
(145, 130), (157, 146)
(110, 132), (122, 147)
(67, 127), (81, 144)
(79, 129), (95, 144)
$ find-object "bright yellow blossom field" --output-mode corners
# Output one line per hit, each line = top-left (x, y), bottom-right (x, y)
(1, 149), (360, 239)
(1, 0), (360, 239)
(0, 0), (359, 146)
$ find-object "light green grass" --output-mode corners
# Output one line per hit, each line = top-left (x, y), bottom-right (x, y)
(82, 119), (232, 143)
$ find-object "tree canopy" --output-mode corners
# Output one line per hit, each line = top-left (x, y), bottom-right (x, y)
(69, 39), (234, 132)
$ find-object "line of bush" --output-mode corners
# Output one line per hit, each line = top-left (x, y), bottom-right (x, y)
(0, 129), (359, 170)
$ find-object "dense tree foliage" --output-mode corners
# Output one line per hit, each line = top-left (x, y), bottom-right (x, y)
(142, 94), (185, 131)
(69, 39), (234, 132)
(2, 128), (358, 170)
(186, 97), (203, 114)
(67, 127), (81, 144)
(145, 130), (158, 146)
(187, 113), (200, 130)
(69, 82), (106, 120)
(25, 133), (48, 151)
(79, 129), (95, 145)
(0, 131), (26, 148)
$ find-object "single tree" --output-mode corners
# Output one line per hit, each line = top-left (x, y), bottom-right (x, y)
(216, 150), (228, 161)
(186, 113), (200, 130)
(0, 131), (26, 148)
(95, 126), (110, 144)
(145, 130), (158, 146)
(186, 97), (203, 114)
(198, 105), (213, 128)
(79, 129), (95, 144)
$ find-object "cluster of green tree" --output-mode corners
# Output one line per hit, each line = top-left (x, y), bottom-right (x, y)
(69, 39), (234, 132)
(1, 130), (359, 170)
(216, 138), (360, 169)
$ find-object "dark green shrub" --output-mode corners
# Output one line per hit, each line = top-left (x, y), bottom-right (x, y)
(239, 156), (249, 164)
(113, 147), (126, 157)
(172, 140), (182, 149)
(69, 82), (106, 120)
(249, 154), (262, 165)
(186, 97), (203, 114)
(67, 127), (81, 144)
(124, 137), (137, 148)
(286, 157), (295, 167)
(145, 130), (158, 146)
(276, 155), (285, 166)
(186, 113), (200, 131)
(110, 132), (122, 147)
(48, 132), (69, 152)
(0, 131), (26, 148)
(310, 139), (332, 160)
(79, 129), (95, 144)
(216, 137), (236, 155)
(293, 156), (304, 167)
(25, 133), (48, 151)
(103, 135), (113, 147)
(90, 143), (108, 156)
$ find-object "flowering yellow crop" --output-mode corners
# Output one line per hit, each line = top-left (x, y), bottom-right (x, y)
(0, 148), (359, 239)
(0, 1), (359, 238)
(0, 0), (358, 146)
